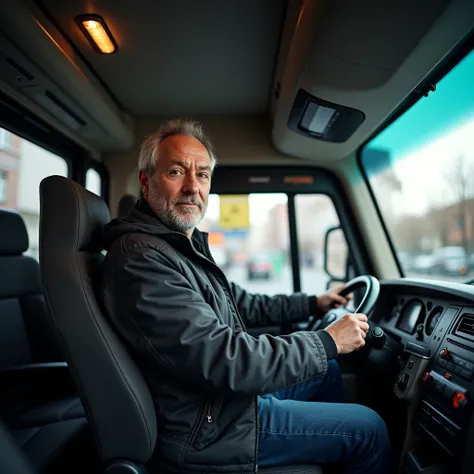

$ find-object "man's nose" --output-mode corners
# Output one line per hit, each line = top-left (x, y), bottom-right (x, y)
(182, 174), (199, 194)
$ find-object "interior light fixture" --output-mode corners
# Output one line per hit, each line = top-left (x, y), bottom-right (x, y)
(75, 14), (118, 54)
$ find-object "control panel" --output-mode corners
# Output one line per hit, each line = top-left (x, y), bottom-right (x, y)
(414, 308), (474, 456)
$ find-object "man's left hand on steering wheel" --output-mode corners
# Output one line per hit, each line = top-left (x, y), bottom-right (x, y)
(315, 285), (352, 315)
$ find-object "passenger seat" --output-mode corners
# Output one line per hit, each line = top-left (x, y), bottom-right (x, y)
(116, 193), (138, 217)
(0, 209), (89, 473)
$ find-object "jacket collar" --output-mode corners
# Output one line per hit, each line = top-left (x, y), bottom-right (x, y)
(135, 198), (212, 259)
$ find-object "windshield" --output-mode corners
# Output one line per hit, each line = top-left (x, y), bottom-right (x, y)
(360, 46), (474, 282)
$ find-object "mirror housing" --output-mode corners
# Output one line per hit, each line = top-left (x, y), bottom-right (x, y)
(323, 225), (348, 281)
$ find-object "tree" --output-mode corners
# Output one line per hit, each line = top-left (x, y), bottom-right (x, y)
(443, 154), (474, 254)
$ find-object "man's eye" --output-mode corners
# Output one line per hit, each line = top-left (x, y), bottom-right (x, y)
(199, 173), (210, 179)
(169, 169), (182, 175)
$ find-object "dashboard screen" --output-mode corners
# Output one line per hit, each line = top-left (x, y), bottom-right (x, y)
(397, 300), (423, 334)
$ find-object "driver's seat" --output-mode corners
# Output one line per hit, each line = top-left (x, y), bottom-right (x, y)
(38, 175), (323, 474)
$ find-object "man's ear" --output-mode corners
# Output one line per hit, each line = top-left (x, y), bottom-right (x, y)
(138, 170), (149, 198)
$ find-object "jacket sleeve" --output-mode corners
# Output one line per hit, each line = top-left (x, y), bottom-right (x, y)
(229, 281), (314, 328)
(103, 246), (337, 396)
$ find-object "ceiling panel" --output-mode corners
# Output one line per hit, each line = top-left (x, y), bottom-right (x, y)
(38, 0), (287, 115)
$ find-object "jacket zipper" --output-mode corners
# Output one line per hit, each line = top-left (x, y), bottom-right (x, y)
(189, 400), (213, 445)
(193, 245), (258, 471)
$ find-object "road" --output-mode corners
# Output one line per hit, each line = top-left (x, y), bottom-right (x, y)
(223, 264), (472, 297)
(224, 264), (330, 296)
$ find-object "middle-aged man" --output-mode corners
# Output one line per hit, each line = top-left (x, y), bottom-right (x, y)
(101, 119), (393, 474)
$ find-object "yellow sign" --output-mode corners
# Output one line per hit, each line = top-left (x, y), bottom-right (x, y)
(219, 195), (249, 229)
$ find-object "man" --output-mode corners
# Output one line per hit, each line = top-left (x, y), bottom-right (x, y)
(101, 119), (393, 473)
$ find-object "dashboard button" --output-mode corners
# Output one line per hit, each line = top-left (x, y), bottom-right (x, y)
(461, 369), (473, 380)
(452, 365), (462, 376)
(439, 348), (450, 360)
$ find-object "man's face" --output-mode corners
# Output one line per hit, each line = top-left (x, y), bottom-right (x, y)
(139, 134), (212, 237)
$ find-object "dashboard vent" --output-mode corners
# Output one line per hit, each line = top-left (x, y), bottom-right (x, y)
(454, 313), (474, 340)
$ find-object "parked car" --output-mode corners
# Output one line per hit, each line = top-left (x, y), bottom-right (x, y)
(431, 246), (468, 275)
(411, 254), (436, 274)
(247, 253), (273, 280)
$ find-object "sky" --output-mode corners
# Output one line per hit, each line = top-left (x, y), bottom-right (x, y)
(362, 47), (474, 217)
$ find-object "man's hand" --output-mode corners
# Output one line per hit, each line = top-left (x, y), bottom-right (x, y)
(316, 285), (350, 314)
(324, 313), (369, 354)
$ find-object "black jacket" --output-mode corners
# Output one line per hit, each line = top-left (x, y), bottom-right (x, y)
(101, 198), (337, 473)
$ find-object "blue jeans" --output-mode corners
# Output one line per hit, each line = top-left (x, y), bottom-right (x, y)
(258, 360), (393, 473)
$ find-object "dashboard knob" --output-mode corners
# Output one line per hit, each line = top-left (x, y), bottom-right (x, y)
(452, 391), (467, 409)
(422, 372), (431, 383)
(371, 326), (386, 349)
(439, 348), (450, 360)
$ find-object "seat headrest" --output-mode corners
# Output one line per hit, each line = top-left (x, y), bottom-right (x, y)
(39, 176), (110, 253)
(117, 194), (138, 217)
(0, 209), (29, 255)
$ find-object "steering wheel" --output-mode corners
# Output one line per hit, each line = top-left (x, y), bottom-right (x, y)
(308, 275), (385, 349)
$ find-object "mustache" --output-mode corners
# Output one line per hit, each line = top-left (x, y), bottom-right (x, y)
(173, 197), (203, 209)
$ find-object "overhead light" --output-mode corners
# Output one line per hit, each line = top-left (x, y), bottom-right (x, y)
(75, 14), (118, 54)
(300, 102), (337, 135)
(288, 89), (366, 143)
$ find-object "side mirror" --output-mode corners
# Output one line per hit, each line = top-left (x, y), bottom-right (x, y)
(323, 226), (364, 309)
(323, 225), (348, 284)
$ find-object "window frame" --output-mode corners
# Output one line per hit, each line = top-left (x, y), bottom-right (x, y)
(85, 159), (110, 204)
(210, 165), (373, 292)
(356, 31), (474, 277)
(0, 89), (110, 203)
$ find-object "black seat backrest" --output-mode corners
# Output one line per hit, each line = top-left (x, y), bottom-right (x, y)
(39, 176), (156, 465)
(0, 210), (62, 371)
(117, 194), (138, 217)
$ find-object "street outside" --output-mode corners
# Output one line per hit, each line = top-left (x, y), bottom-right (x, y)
(224, 264), (330, 296)
(222, 264), (472, 298)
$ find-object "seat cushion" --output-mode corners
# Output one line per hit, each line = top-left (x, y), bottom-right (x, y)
(7, 397), (87, 471)
(12, 418), (88, 471)
(7, 396), (84, 429)
(259, 466), (324, 474)
(0, 422), (35, 474)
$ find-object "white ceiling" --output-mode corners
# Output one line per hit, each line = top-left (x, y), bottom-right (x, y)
(0, 0), (472, 159)
(39, 0), (287, 115)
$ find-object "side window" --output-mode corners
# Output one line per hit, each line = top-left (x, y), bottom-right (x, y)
(200, 193), (292, 295)
(0, 127), (69, 260)
(0, 170), (7, 204)
(85, 167), (102, 196)
(0, 129), (14, 151)
(295, 194), (350, 294)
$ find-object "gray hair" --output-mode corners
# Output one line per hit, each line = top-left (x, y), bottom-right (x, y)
(138, 119), (217, 174)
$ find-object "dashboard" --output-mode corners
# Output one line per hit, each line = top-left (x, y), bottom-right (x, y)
(373, 278), (474, 472)
(375, 279), (474, 361)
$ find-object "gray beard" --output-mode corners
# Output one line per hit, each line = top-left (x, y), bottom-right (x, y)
(147, 193), (207, 234)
